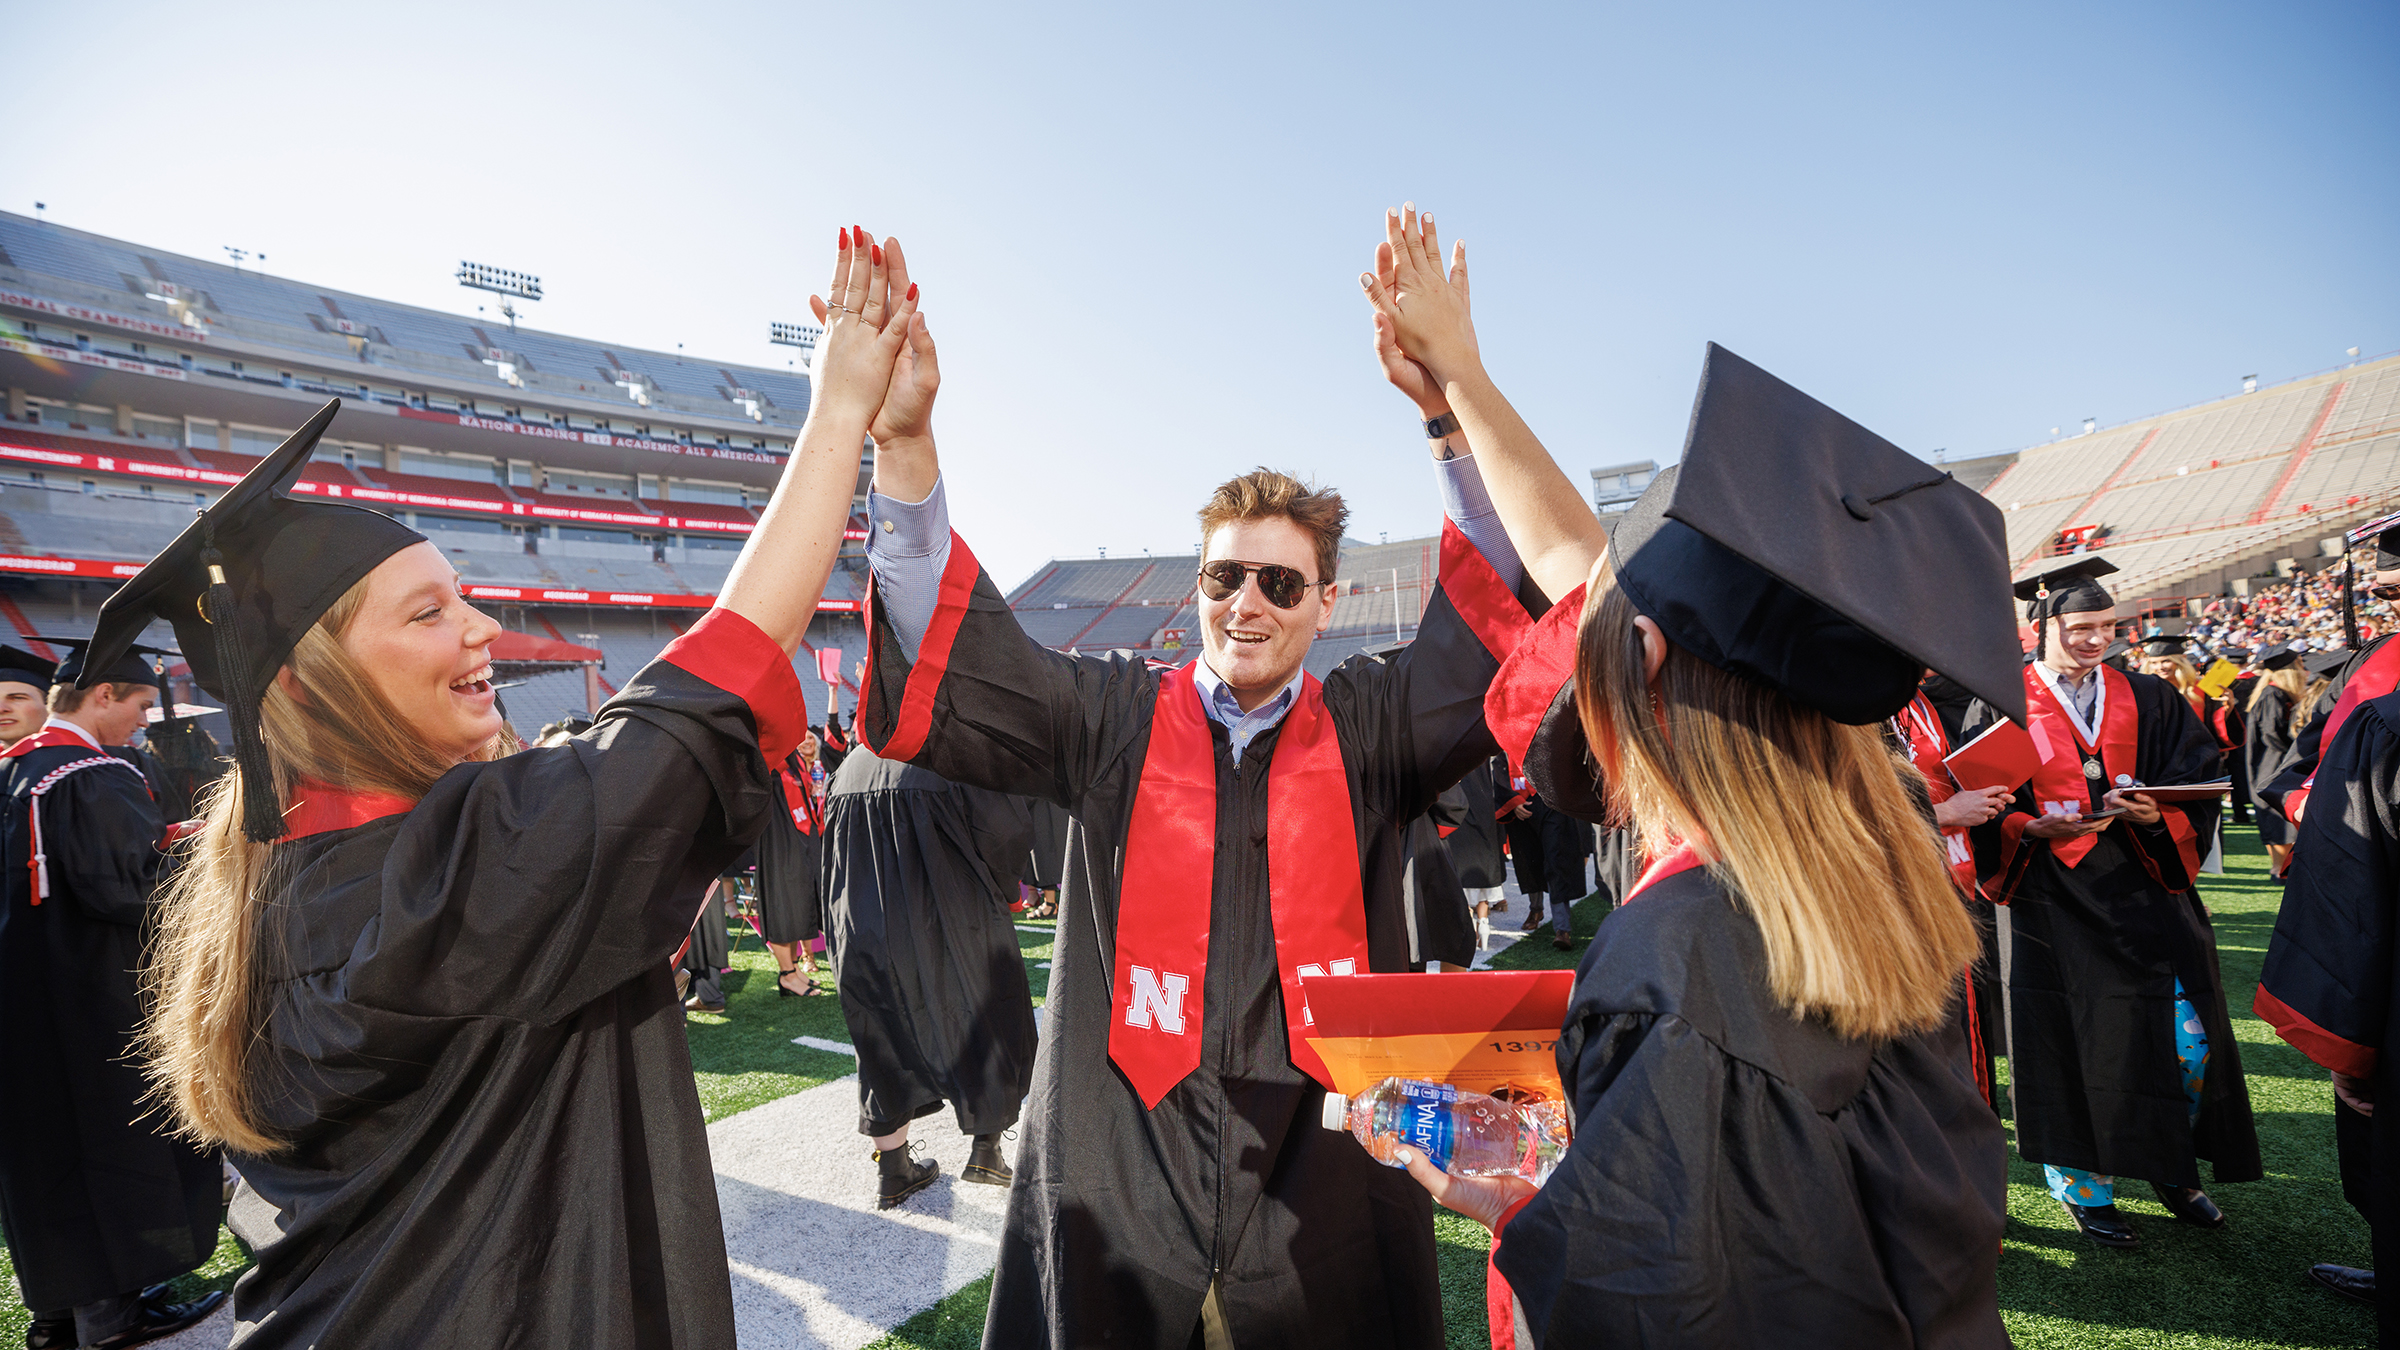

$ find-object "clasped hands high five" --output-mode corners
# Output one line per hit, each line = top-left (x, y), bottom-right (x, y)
(1359, 203), (1484, 426)
(806, 228), (941, 499)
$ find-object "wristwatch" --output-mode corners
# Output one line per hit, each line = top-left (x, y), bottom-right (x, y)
(1423, 411), (1461, 441)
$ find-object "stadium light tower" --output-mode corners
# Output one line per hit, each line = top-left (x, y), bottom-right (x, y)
(770, 321), (823, 359)
(457, 261), (542, 332)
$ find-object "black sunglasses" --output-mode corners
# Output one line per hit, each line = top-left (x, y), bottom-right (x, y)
(1196, 560), (1326, 610)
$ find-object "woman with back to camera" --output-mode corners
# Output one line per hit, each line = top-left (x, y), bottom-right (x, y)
(1356, 224), (2016, 1346)
(88, 229), (933, 1349)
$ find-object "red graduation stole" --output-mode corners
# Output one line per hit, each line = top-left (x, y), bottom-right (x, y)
(1109, 664), (1369, 1108)
(1891, 692), (1980, 894)
(2021, 664), (2138, 868)
(284, 780), (416, 839)
(778, 762), (822, 835)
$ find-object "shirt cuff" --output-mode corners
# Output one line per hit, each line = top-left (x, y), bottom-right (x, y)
(1434, 454), (1523, 596)
(865, 474), (953, 663)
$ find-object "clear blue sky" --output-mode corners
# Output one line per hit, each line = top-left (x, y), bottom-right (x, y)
(11, 0), (2395, 588)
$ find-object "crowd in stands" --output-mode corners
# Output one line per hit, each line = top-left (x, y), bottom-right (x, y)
(2182, 549), (2393, 659)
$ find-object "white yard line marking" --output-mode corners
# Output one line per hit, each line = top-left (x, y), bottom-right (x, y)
(791, 1035), (859, 1055)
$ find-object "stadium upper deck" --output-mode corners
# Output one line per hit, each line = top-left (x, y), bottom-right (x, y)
(1988, 352), (2400, 603)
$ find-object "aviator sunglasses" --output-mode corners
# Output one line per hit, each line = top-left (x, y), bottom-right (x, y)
(1196, 560), (1327, 610)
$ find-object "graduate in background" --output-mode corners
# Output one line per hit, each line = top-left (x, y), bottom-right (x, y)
(2244, 643), (2308, 876)
(0, 644), (56, 748)
(844, 208), (1578, 1349)
(758, 730), (829, 998)
(2256, 685), (2399, 1327)
(2263, 527), (2400, 828)
(106, 229), (918, 1350)
(1964, 557), (2259, 1248)
(1414, 343), (2018, 1347)
(2, 642), (227, 1350)
(1446, 755), (1510, 950)
(820, 743), (1038, 1206)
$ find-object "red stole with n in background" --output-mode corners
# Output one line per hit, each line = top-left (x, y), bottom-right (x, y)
(1108, 664), (1369, 1109)
(2021, 664), (2138, 868)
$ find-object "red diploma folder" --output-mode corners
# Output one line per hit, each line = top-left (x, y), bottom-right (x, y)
(1942, 718), (2042, 794)
(1302, 970), (1577, 1102)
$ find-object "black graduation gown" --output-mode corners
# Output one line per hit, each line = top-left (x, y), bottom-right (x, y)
(1023, 796), (1072, 891)
(2257, 690), (2400, 1345)
(2245, 684), (2299, 845)
(1405, 790), (1476, 967)
(820, 744), (1039, 1137)
(854, 533), (1521, 1349)
(221, 630), (799, 1349)
(757, 754), (824, 944)
(0, 734), (223, 1313)
(1445, 757), (1508, 889)
(1539, 796), (1590, 903)
(1494, 864), (2010, 1349)
(1505, 796), (1551, 897)
(2262, 633), (2400, 818)
(1964, 671), (2262, 1188)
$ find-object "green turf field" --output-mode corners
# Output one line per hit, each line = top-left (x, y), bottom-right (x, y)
(5, 829), (2375, 1348)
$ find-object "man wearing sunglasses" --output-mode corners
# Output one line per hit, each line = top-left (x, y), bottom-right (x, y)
(841, 210), (1604, 1350)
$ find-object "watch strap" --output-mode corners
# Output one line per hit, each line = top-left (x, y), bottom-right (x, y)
(1423, 411), (1462, 441)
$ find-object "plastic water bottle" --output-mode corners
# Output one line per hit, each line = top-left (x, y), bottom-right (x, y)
(1320, 1078), (1568, 1184)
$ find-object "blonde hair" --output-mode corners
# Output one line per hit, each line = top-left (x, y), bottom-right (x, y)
(2153, 655), (2200, 692)
(142, 579), (518, 1153)
(1574, 560), (1976, 1040)
(2247, 664), (2306, 718)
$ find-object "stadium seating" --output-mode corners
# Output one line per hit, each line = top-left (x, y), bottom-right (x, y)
(1987, 353), (2400, 601)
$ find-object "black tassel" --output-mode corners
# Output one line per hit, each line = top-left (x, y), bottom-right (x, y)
(201, 523), (283, 842)
(2344, 549), (2359, 652)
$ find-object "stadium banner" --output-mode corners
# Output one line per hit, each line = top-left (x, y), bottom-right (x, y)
(0, 438), (866, 539)
(0, 549), (861, 613)
(397, 405), (783, 464)
(0, 288), (210, 342)
(0, 336), (189, 382)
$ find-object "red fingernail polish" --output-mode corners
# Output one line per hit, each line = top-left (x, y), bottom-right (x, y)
(871, 244), (884, 265)
(838, 228), (849, 248)
(906, 282), (918, 301)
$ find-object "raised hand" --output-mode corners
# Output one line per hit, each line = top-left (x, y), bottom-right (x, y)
(864, 237), (939, 449)
(1360, 203), (1478, 390)
(807, 227), (920, 427)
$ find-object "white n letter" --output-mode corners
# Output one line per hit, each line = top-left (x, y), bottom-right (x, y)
(1125, 966), (1190, 1035)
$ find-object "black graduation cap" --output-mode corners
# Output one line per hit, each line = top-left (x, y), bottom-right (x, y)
(1609, 344), (2026, 727)
(2139, 634), (2190, 657)
(0, 644), (56, 690)
(2377, 525), (2400, 572)
(2304, 647), (2352, 677)
(2013, 556), (2119, 622)
(81, 399), (426, 840)
(2101, 639), (2133, 664)
(2255, 642), (2300, 672)
(40, 636), (171, 688)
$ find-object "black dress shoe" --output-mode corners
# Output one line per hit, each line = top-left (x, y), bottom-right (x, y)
(2149, 1181), (2226, 1228)
(86, 1290), (227, 1350)
(2062, 1199), (2139, 1247)
(2307, 1263), (2375, 1306)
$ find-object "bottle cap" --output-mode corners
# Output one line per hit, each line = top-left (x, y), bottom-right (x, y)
(1319, 1093), (1348, 1131)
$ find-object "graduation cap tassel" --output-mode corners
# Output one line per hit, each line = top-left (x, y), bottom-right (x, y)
(200, 525), (284, 842)
(2343, 550), (2359, 652)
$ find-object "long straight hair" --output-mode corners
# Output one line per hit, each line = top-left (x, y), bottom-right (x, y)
(142, 579), (518, 1153)
(1574, 561), (1977, 1040)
